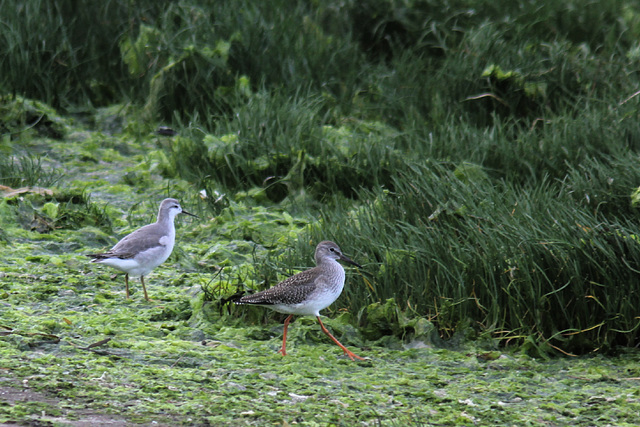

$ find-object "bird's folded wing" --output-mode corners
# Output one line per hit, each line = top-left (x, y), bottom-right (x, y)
(239, 272), (319, 305)
(94, 224), (167, 260)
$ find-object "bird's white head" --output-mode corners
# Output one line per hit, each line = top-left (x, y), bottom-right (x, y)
(157, 198), (198, 222)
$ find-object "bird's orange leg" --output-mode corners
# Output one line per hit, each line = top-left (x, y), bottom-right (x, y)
(316, 316), (365, 361)
(278, 314), (294, 356)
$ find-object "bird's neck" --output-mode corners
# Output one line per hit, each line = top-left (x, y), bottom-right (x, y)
(318, 259), (344, 274)
(157, 212), (178, 225)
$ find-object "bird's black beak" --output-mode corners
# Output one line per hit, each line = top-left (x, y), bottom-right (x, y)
(339, 254), (363, 269)
(181, 209), (199, 219)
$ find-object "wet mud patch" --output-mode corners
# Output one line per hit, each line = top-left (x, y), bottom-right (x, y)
(0, 384), (132, 426)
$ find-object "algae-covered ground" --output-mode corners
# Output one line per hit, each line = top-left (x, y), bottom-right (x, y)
(1, 107), (640, 426)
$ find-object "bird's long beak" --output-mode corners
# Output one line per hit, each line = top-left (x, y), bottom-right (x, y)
(181, 209), (199, 219)
(339, 254), (363, 269)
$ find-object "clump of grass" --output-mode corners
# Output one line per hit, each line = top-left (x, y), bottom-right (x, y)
(0, 95), (68, 140)
(154, 90), (406, 201)
(0, 1), (139, 108)
(0, 155), (62, 189)
(5, 190), (113, 235)
(305, 160), (640, 353)
(51, 191), (114, 232)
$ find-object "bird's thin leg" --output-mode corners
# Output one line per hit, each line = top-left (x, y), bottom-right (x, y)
(141, 276), (149, 301)
(316, 316), (365, 361)
(278, 314), (294, 356)
(125, 274), (130, 299)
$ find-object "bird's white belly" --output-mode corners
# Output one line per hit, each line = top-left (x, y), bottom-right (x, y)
(271, 285), (343, 316)
(96, 258), (144, 275)
(97, 245), (172, 277)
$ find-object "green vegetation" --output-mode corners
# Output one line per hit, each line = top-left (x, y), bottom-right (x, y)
(2, 0), (640, 424)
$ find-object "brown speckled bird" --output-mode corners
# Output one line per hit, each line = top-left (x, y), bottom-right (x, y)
(235, 240), (364, 360)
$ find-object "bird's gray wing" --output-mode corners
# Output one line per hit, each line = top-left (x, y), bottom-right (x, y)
(89, 223), (167, 260)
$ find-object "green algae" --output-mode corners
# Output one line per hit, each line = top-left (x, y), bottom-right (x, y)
(4, 259), (640, 425)
(1, 102), (640, 425)
(3, 335), (640, 425)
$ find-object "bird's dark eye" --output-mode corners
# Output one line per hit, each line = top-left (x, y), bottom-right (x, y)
(329, 247), (335, 252)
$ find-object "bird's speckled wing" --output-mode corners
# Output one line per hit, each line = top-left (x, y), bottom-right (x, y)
(238, 268), (321, 306)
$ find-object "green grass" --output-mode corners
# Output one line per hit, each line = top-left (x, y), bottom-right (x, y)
(0, 154), (61, 189)
(304, 160), (640, 353)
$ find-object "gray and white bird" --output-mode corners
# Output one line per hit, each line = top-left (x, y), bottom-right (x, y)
(235, 240), (365, 360)
(87, 198), (197, 301)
